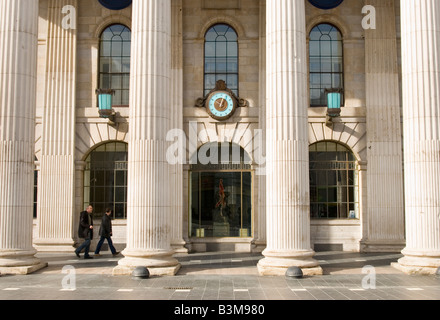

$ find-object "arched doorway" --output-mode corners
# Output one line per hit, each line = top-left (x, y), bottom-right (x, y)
(189, 142), (253, 240)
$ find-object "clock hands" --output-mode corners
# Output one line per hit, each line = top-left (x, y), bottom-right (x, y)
(206, 91), (236, 120)
(215, 98), (227, 111)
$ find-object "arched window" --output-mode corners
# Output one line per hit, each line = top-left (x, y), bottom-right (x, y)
(84, 142), (128, 219)
(99, 24), (131, 106)
(190, 143), (252, 238)
(204, 24), (238, 96)
(309, 24), (343, 107)
(309, 142), (358, 219)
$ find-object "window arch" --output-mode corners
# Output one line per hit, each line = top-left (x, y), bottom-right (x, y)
(204, 24), (238, 96)
(309, 23), (344, 107)
(309, 141), (358, 219)
(84, 142), (128, 220)
(99, 24), (131, 106)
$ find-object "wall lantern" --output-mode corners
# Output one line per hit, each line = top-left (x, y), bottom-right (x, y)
(325, 88), (342, 126)
(96, 89), (116, 124)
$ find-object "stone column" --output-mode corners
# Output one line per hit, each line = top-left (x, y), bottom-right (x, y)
(170, 0), (187, 254)
(34, 0), (77, 252)
(394, 0), (440, 274)
(254, 0), (267, 253)
(0, 0), (47, 274)
(114, 0), (180, 276)
(362, 0), (405, 252)
(257, 0), (322, 276)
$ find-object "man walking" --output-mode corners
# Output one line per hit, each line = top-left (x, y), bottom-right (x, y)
(75, 205), (94, 259)
(95, 208), (119, 257)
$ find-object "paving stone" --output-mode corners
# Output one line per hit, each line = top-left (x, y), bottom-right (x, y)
(0, 252), (438, 302)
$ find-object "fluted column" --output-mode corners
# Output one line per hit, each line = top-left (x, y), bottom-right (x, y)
(34, 0), (77, 252)
(170, 0), (186, 253)
(362, 0), (405, 252)
(394, 0), (440, 274)
(114, 0), (180, 276)
(0, 0), (47, 274)
(257, 0), (321, 276)
(255, 0), (267, 252)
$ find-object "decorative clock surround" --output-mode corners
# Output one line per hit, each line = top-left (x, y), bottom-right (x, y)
(98, 0), (132, 10)
(308, 0), (344, 10)
(196, 80), (249, 121)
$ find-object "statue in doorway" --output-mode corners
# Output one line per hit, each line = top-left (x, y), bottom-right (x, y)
(215, 179), (228, 223)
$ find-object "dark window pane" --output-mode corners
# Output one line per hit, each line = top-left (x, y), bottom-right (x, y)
(321, 40), (331, 56)
(100, 74), (111, 89)
(205, 42), (216, 56)
(205, 58), (216, 73)
(205, 74), (216, 92)
(227, 42), (238, 57)
(115, 187), (125, 202)
(111, 40), (123, 57)
(101, 42), (111, 56)
(115, 203), (125, 219)
(121, 90), (130, 105)
(226, 75), (238, 90)
(100, 57), (111, 73)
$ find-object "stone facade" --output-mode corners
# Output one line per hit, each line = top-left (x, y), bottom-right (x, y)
(0, 0), (438, 275)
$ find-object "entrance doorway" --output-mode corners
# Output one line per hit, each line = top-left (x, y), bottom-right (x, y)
(189, 142), (253, 249)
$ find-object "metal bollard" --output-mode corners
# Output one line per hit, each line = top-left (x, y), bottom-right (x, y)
(285, 266), (304, 279)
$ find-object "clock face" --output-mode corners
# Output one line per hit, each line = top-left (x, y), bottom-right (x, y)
(207, 92), (236, 120)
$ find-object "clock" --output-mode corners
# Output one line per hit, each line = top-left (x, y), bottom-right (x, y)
(206, 91), (237, 121)
(98, 0), (132, 10)
(308, 0), (344, 10)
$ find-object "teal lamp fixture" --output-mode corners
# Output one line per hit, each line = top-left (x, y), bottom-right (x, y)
(96, 89), (116, 124)
(325, 88), (342, 126)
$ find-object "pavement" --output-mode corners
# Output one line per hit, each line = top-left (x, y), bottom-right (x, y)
(0, 251), (439, 304)
(1, 251), (438, 319)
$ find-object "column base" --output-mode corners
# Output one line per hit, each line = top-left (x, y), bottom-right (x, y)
(113, 264), (181, 276)
(171, 240), (189, 254)
(392, 249), (440, 275)
(113, 249), (181, 276)
(252, 240), (267, 253)
(0, 249), (48, 275)
(33, 239), (75, 252)
(257, 264), (323, 276)
(360, 239), (406, 253)
(0, 263), (48, 275)
(257, 249), (323, 276)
